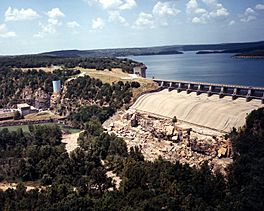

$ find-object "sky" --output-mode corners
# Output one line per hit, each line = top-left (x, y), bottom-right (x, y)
(0, 0), (264, 55)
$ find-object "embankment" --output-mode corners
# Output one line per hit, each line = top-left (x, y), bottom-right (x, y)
(131, 89), (263, 132)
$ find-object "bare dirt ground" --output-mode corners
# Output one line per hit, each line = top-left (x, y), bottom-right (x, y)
(19, 65), (62, 72)
(25, 111), (64, 120)
(106, 171), (122, 190)
(0, 182), (42, 191)
(61, 131), (82, 154)
(76, 68), (147, 83)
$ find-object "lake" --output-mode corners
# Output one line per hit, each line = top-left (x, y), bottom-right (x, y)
(129, 52), (264, 87)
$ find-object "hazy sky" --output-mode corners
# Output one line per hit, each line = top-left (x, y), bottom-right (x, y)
(0, 0), (264, 55)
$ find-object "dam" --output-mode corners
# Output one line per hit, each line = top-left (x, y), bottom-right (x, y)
(153, 79), (264, 104)
(131, 80), (264, 132)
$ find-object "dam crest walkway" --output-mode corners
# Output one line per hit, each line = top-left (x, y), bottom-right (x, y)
(153, 79), (264, 104)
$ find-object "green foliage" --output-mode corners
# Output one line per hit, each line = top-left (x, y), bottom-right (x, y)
(0, 68), (79, 107)
(13, 111), (21, 120)
(65, 75), (132, 109)
(0, 105), (263, 210)
(131, 81), (140, 88)
(0, 55), (140, 73)
(225, 108), (264, 210)
(172, 116), (177, 123)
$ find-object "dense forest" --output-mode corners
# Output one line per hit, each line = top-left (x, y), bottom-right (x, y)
(0, 56), (142, 73)
(63, 77), (136, 124)
(0, 106), (263, 210)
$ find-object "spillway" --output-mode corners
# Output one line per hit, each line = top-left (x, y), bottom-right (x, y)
(131, 89), (263, 132)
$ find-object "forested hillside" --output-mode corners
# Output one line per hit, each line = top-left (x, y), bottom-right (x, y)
(0, 106), (263, 210)
(0, 56), (142, 73)
(0, 56), (263, 210)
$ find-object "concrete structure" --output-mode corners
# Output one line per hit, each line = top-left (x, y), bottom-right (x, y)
(52, 80), (61, 94)
(50, 80), (62, 107)
(154, 79), (264, 104)
(0, 109), (15, 121)
(133, 66), (146, 78)
(17, 103), (37, 116)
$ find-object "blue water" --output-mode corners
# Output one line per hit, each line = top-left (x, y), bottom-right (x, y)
(129, 52), (264, 87)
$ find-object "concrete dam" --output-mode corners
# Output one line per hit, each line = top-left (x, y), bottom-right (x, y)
(154, 79), (264, 104)
(131, 80), (264, 133)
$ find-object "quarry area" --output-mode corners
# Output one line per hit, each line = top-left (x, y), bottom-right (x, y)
(103, 109), (233, 174)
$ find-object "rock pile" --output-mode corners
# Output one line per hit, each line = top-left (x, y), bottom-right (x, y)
(103, 109), (233, 173)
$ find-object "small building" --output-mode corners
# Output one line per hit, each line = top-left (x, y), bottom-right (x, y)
(0, 109), (15, 121)
(133, 65), (146, 78)
(17, 103), (37, 116)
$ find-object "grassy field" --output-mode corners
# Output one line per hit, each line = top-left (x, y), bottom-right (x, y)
(74, 68), (159, 99)
(75, 67), (153, 84)
(25, 111), (64, 120)
(0, 123), (80, 134)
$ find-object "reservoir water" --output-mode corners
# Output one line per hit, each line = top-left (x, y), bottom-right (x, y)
(129, 52), (264, 87)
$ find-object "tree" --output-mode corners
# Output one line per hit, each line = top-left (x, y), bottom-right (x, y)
(172, 116), (177, 123)
(13, 111), (21, 120)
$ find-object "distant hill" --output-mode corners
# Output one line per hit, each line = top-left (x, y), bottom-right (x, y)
(41, 47), (183, 58)
(41, 40), (264, 57)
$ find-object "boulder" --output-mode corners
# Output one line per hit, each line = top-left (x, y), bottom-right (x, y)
(218, 147), (227, 158)
(131, 117), (138, 127)
(165, 125), (174, 136)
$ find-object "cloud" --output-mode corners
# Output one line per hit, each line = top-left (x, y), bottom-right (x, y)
(152, 1), (181, 26)
(67, 21), (81, 28)
(5, 6), (39, 22)
(134, 12), (154, 29)
(240, 8), (256, 22)
(245, 8), (255, 16)
(153, 1), (181, 17)
(228, 20), (235, 26)
(85, 0), (136, 11)
(108, 11), (127, 25)
(47, 8), (65, 19)
(87, 1), (135, 26)
(0, 24), (16, 38)
(255, 4), (264, 10)
(202, 0), (217, 6)
(209, 4), (229, 18)
(187, 0), (229, 24)
(195, 8), (207, 14)
(92, 17), (105, 29)
(192, 14), (208, 24)
(119, 0), (136, 10)
(34, 8), (65, 38)
(186, 0), (199, 13)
